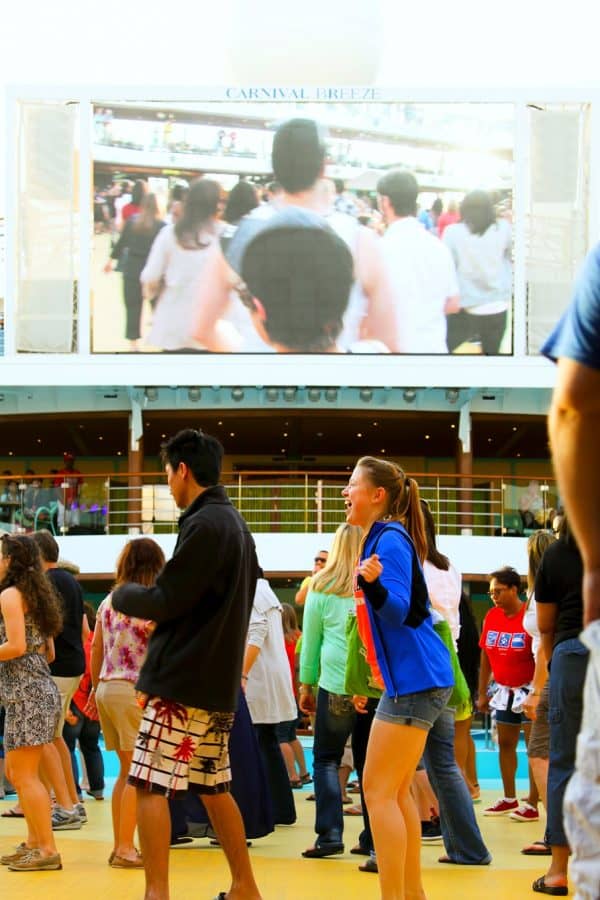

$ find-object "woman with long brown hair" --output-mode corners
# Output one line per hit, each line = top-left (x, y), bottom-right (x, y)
(90, 537), (165, 868)
(342, 457), (453, 899)
(141, 178), (222, 351)
(0, 533), (63, 871)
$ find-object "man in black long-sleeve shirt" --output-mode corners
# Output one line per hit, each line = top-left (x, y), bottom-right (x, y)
(112, 428), (262, 900)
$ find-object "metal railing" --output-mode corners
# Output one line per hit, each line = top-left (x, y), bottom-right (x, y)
(0, 470), (559, 537)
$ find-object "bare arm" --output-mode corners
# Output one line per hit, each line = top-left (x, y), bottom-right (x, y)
(294, 580), (309, 607)
(549, 357), (600, 623)
(537, 602), (558, 665)
(192, 244), (239, 350)
(355, 228), (401, 352)
(45, 636), (56, 664)
(90, 618), (104, 689)
(476, 649), (492, 712)
(0, 588), (27, 660)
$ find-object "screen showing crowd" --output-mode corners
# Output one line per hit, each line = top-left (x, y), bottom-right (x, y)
(91, 101), (514, 355)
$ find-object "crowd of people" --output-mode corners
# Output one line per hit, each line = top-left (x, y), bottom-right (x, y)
(2, 419), (594, 899)
(0, 454), (85, 534)
(97, 117), (512, 356)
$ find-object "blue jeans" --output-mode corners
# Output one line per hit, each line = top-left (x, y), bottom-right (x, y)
(423, 706), (491, 864)
(547, 637), (589, 847)
(313, 687), (356, 845)
(62, 704), (105, 795)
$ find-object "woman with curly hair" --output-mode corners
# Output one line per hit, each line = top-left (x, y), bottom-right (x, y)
(0, 533), (63, 871)
(90, 537), (164, 868)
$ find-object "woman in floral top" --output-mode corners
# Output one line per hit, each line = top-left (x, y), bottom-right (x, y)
(89, 538), (164, 868)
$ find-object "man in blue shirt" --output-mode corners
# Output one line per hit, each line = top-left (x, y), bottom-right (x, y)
(541, 242), (600, 899)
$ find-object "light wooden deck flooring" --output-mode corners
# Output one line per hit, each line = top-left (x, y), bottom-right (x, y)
(0, 789), (562, 899)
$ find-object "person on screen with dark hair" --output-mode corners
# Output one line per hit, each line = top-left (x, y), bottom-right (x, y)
(377, 170), (460, 354)
(443, 190), (512, 354)
(239, 222), (356, 353)
(111, 428), (262, 900)
(192, 118), (397, 353)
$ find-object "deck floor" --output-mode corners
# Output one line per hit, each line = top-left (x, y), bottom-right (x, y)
(0, 787), (561, 899)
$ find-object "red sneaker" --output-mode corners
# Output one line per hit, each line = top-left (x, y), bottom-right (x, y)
(509, 803), (540, 822)
(483, 798), (519, 816)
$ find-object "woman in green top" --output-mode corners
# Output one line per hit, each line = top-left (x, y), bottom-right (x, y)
(299, 523), (362, 858)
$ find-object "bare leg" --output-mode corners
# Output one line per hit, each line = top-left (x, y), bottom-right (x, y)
(290, 739), (309, 778)
(136, 790), (171, 900)
(540, 845), (570, 889)
(338, 764), (352, 802)
(454, 717), (478, 797)
(6, 746), (58, 858)
(529, 756), (549, 809)
(522, 723), (539, 807)
(203, 791), (262, 900)
(53, 737), (79, 807)
(112, 749), (138, 860)
(364, 719), (428, 900)
(464, 726), (479, 796)
(411, 769), (438, 819)
(496, 723), (520, 799)
(40, 742), (72, 810)
(279, 742), (297, 780)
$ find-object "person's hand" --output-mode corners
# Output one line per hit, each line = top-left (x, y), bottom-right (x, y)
(522, 693), (539, 721)
(299, 687), (316, 715)
(103, 261), (113, 274)
(583, 569), (600, 627)
(358, 554), (382, 583)
(64, 709), (78, 726)
(476, 694), (489, 714)
(444, 296), (461, 315)
(353, 695), (368, 714)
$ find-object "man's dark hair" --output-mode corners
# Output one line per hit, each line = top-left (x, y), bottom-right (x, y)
(489, 566), (522, 590)
(377, 170), (419, 217)
(271, 119), (326, 193)
(160, 429), (224, 487)
(431, 198), (443, 215)
(460, 190), (496, 236)
(32, 529), (60, 564)
(242, 225), (354, 352)
(334, 179), (345, 195)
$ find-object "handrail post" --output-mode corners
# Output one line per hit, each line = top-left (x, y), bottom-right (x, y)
(436, 477), (441, 532)
(304, 474), (309, 533)
(237, 473), (243, 514)
(105, 478), (111, 534)
(500, 479), (505, 535)
(316, 479), (323, 534)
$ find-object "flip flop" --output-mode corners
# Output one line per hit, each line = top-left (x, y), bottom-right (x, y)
(343, 804), (363, 816)
(350, 845), (370, 856)
(359, 857), (378, 873)
(438, 855), (492, 866)
(302, 843), (344, 858)
(522, 841), (552, 856)
(1, 808), (24, 818)
(532, 876), (568, 896)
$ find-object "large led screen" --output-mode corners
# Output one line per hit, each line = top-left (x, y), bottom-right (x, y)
(90, 100), (514, 355)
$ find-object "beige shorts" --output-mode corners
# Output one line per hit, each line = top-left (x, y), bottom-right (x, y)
(128, 696), (234, 797)
(52, 675), (81, 737)
(95, 680), (143, 752)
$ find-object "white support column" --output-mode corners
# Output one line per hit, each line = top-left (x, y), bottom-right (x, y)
(513, 101), (530, 358)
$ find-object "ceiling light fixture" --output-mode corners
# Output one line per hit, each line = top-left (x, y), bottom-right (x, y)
(403, 389), (417, 403)
(188, 387), (201, 402)
(308, 388), (321, 402)
(359, 388), (373, 402)
(231, 387), (245, 401)
(265, 387), (279, 402)
(144, 387), (158, 402)
(445, 388), (460, 404)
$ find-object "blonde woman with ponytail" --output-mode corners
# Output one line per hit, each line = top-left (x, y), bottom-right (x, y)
(342, 457), (454, 900)
(299, 523), (363, 858)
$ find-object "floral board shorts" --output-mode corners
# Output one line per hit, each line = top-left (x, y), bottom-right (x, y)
(128, 696), (234, 797)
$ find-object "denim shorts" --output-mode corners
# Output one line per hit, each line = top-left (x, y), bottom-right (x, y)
(375, 686), (453, 731)
(494, 690), (525, 726)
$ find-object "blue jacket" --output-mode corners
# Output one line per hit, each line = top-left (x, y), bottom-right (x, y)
(359, 521), (453, 698)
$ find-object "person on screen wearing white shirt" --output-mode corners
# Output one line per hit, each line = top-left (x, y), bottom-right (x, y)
(377, 170), (460, 354)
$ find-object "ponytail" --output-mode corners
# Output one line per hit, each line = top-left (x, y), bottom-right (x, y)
(356, 457), (427, 562)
